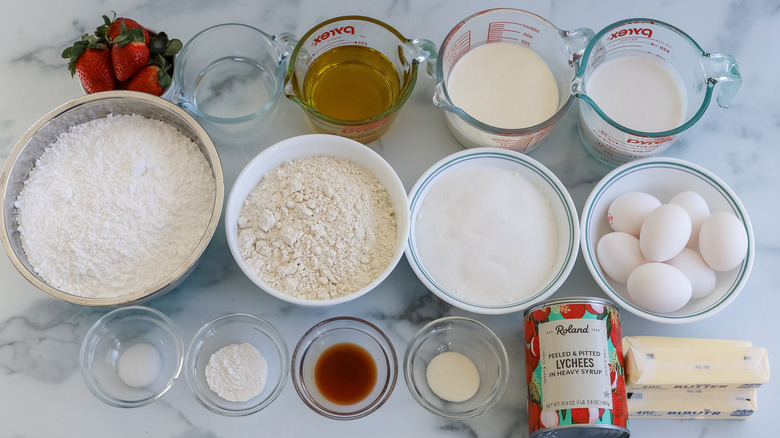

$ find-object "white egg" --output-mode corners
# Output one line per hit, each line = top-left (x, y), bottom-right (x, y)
(669, 191), (710, 249)
(639, 203), (691, 262)
(627, 263), (692, 313)
(666, 248), (717, 299)
(698, 211), (748, 271)
(608, 192), (662, 236)
(597, 232), (646, 283)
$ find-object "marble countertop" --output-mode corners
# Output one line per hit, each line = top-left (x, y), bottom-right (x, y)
(1, 0), (776, 436)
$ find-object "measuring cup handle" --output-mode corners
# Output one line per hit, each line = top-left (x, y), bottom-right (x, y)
(563, 27), (596, 67)
(406, 39), (438, 80)
(272, 32), (298, 62)
(703, 53), (742, 108)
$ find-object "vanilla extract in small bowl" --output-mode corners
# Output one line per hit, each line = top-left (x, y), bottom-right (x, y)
(292, 316), (398, 420)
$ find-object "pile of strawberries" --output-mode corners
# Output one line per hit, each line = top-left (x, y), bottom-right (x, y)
(63, 13), (182, 96)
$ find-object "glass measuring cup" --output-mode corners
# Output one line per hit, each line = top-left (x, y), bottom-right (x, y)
(571, 19), (742, 166)
(284, 16), (437, 144)
(173, 23), (292, 143)
(433, 9), (594, 153)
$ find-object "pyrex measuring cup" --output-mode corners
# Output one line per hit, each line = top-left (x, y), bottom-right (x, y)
(433, 9), (594, 152)
(284, 16), (437, 144)
(571, 19), (742, 166)
(173, 23), (292, 143)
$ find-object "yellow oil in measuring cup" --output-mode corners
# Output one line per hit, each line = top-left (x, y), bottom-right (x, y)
(302, 45), (400, 121)
(571, 19), (742, 166)
(285, 16), (436, 144)
(433, 9), (594, 153)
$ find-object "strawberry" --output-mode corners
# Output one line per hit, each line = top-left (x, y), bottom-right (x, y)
(62, 35), (115, 93)
(100, 13), (150, 45)
(126, 65), (168, 96)
(111, 26), (150, 81)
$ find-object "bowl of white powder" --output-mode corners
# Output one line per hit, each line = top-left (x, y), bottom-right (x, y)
(0, 91), (224, 306)
(225, 134), (410, 306)
(185, 313), (289, 416)
(406, 147), (579, 314)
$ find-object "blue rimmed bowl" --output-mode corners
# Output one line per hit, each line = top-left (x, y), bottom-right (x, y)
(405, 147), (579, 314)
(581, 157), (754, 323)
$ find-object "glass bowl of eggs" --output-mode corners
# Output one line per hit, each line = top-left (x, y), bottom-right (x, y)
(581, 157), (754, 323)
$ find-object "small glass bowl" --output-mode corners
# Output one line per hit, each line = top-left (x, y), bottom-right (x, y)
(185, 314), (289, 416)
(80, 306), (184, 408)
(291, 316), (398, 420)
(404, 316), (509, 419)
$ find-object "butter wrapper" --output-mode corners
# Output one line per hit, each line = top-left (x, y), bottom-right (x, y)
(623, 336), (770, 391)
(628, 389), (757, 419)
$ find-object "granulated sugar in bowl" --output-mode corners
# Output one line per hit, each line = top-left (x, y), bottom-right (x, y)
(0, 91), (224, 306)
(406, 148), (579, 314)
(225, 134), (410, 306)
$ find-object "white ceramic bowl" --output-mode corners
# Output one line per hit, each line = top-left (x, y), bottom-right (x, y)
(406, 147), (579, 314)
(225, 134), (410, 306)
(581, 157), (754, 323)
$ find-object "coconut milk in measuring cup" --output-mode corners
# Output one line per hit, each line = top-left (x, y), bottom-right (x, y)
(284, 16), (436, 144)
(433, 9), (594, 153)
(571, 19), (742, 166)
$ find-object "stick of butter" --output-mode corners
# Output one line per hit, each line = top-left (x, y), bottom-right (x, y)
(628, 389), (757, 419)
(623, 336), (770, 391)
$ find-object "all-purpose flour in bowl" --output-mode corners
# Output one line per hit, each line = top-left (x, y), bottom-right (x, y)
(15, 113), (216, 298)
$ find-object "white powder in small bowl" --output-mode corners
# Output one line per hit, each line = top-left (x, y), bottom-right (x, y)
(205, 343), (268, 402)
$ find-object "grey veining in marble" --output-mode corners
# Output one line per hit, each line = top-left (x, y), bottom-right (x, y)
(1, 1), (777, 437)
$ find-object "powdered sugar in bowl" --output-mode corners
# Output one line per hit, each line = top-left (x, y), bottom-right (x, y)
(225, 134), (410, 306)
(0, 91), (224, 306)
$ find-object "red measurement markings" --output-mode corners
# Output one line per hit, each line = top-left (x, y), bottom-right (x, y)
(447, 30), (472, 64)
(487, 22), (534, 46)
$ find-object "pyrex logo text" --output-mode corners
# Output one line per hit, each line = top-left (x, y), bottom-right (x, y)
(313, 26), (355, 45)
(609, 27), (653, 40)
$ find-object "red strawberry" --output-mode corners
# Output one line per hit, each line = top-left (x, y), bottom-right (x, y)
(127, 65), (168, 96)
(560, 303), (586, 319)
(103, 14), (150, 45)
(111, 27), (149, 81)
(62, 35), (115, 93)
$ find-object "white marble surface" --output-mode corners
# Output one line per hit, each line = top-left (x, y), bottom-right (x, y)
(0, 0), (776, 436)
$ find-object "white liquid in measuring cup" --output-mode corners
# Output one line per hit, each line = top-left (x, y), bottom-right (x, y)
(586, 56), (684, 132)
(446, 42), (559, 129)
